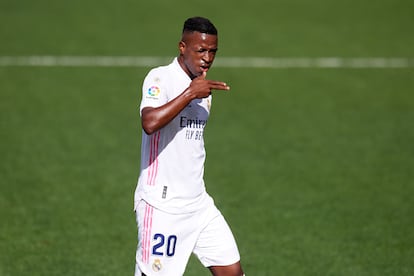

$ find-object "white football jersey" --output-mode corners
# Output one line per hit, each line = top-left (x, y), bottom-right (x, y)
(134, 58), (213, 214)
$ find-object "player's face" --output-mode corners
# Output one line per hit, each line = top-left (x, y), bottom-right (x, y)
(178, 32), (218, 79)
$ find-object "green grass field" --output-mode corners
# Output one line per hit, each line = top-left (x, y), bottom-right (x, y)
(1, 0), (414, 275)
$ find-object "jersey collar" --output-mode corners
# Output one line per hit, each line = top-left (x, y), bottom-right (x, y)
(173, 57), (192, 82)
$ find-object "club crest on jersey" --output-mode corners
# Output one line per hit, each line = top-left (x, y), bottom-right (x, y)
(152, 258), (162, 272)
(147, 86), (161, 98)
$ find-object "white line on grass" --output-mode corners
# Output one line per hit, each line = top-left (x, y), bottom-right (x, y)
(0, 56), (413, 68)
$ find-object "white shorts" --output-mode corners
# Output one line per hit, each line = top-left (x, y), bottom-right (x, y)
(134, 196), (240, 276)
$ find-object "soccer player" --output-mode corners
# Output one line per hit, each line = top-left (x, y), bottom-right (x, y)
(133, 17), (245, 276)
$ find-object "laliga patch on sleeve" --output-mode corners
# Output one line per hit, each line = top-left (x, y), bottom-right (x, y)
(146, 85), (161, 99)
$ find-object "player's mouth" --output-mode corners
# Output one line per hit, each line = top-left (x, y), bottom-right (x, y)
(200, 64), (210, 72)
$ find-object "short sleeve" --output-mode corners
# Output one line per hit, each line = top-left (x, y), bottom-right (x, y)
(139, 68), (169, 114)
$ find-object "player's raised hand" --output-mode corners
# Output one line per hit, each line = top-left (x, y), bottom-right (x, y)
(200, 71), (231, 91)
(188, 71), (230, 99)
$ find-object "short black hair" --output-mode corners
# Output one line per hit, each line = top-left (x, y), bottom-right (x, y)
(182, 17), (217, 35)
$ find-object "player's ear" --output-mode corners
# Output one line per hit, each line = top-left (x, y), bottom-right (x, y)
(179, 41), (186, 55)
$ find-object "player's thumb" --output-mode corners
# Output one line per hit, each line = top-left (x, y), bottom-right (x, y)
(200, 71), (207, 79)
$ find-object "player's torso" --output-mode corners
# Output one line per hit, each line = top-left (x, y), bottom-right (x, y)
(137, 62), (212, 213)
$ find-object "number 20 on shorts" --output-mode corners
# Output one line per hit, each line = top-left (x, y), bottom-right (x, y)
(152, 233), (177, 257)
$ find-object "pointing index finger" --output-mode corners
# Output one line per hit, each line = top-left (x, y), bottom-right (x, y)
(208, 80), (230, 91)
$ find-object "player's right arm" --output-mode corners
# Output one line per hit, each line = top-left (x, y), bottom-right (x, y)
(141, 72), (230, 135)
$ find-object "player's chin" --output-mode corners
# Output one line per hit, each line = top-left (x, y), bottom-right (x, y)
(192, 67), (208, 78)
(194, 71), (205, 78)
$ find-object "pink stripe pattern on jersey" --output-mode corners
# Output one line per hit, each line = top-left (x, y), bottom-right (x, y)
(142, 202), (154, 263)
(147, 131), (160, 186)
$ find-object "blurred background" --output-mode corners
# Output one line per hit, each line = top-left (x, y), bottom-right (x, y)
(1, 0), (413, 275)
